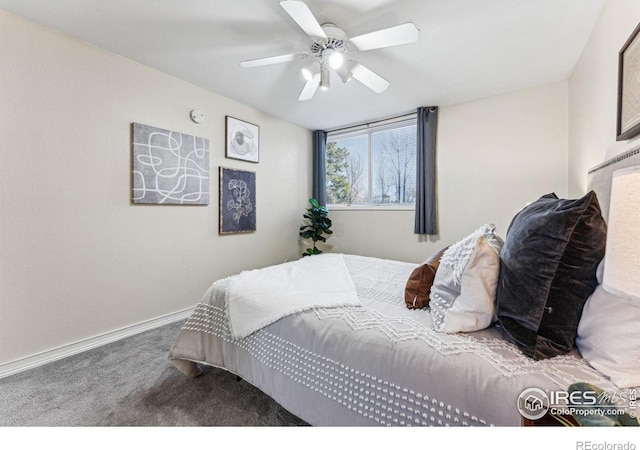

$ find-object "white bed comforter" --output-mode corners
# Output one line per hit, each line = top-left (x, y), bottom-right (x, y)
(169, 254), (623, 426)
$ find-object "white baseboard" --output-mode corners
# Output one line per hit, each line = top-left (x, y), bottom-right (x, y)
(0, 307), (194, 380)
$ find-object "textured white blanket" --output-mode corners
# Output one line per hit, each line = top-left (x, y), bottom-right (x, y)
(226, 253), (360, 339)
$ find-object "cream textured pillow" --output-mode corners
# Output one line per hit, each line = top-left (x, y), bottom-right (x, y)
(576, 260), (640, 388)
(430, 224), (503, 333)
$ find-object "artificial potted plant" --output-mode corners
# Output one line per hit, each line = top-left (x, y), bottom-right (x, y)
(299, 198), (332, 257)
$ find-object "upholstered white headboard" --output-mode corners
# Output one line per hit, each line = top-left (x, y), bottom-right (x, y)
(587, 146), (640, 221)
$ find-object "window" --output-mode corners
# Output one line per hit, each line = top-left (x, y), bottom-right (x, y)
(326, 117), (417, 207)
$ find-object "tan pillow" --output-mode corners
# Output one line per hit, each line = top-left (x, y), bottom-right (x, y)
(404, 247), (448, 309)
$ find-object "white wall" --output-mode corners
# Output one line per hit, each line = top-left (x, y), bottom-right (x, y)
(569, 0), (640, 197)
(0, 11), (311, 367)
(328, 81), (569, 263)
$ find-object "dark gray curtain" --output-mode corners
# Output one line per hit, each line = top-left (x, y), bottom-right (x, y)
(414, 106), (439, 235)
(312, 130), (328, 206)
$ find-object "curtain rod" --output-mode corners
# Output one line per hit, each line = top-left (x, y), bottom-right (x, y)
(325, 107), (436, 134)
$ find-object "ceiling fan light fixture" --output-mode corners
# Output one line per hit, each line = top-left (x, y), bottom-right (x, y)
(301, 60), (320, 81)
(323, 48), (344, 70)
(319, 66), (330, 90)
(336, 62), (354, 84)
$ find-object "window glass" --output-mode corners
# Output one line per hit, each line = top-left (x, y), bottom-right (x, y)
(327, 119), (416, 206)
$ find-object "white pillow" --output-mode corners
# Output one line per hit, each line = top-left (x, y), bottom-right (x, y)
(430, 224), (503, 333)
(576, 260), (640, 388)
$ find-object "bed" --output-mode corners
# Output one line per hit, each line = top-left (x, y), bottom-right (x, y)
(168, 148), (640, 426)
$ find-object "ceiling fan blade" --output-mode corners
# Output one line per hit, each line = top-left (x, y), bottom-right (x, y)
(240, 52), (304, 68)
(299, 73), (320, 101)
(280, 1), (327, 40)
(351, 63), (390, 93)
(350, 23), (419, 51)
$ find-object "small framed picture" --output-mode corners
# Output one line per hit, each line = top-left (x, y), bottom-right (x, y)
(617, 22), (640, 141)
(219, 167), (256, 234)
(225, 116), (259, 163)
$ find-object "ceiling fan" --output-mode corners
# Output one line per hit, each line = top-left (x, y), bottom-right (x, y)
(240, 0), (419, 101)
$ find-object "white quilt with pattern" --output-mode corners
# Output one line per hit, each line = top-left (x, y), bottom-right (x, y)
(168, 254), (619, 426)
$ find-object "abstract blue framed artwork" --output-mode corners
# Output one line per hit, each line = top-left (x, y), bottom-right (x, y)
(132, 123), (210, 204)
(219, 167), (256, 234)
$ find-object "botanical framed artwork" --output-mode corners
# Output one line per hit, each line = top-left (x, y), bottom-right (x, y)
(617, 22), (640, 141)
(225, 116), (259, 163)
(219, 167), (256, 234)
(131, 122), (209, 204)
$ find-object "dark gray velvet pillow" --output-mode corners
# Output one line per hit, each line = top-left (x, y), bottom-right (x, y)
(496, 191), (606, 360)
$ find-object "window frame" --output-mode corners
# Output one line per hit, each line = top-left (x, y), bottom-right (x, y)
(326, 115), (417, 211)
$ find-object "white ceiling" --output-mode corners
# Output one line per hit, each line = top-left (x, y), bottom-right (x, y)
(1, 0), (607, 130)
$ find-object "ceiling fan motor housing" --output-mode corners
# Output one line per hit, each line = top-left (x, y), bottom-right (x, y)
(309, 23), (351, 57)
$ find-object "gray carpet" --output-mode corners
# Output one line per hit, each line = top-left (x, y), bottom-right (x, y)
(0, 320), (309, 426)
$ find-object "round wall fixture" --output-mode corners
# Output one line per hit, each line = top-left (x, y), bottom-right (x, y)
(190, 110), (204, 123)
